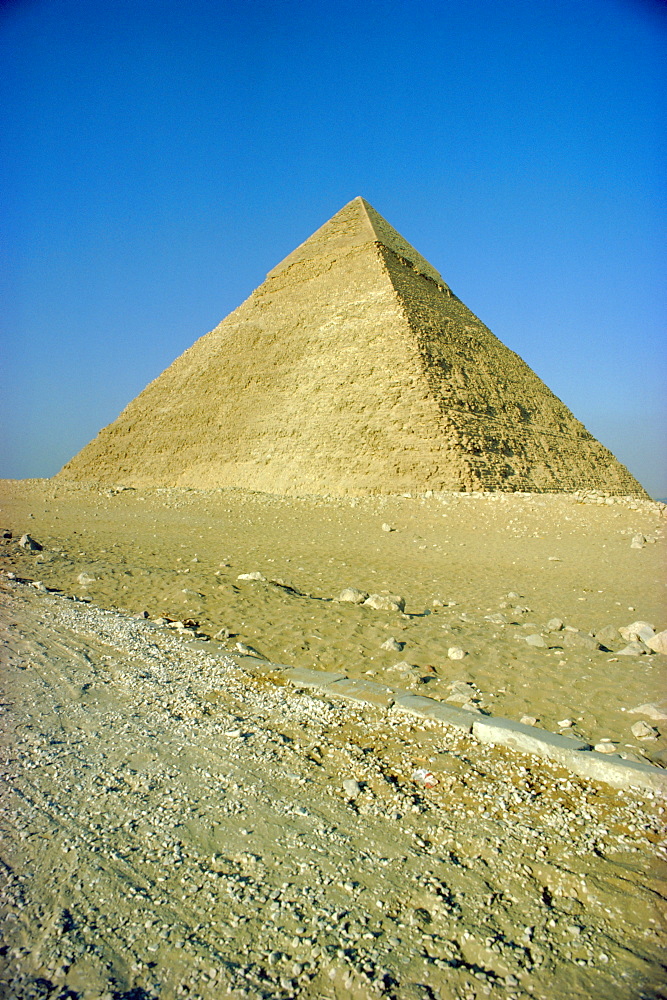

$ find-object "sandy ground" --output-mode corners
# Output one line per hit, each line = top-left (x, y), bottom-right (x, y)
(1, 579), (666, 1000)
(1, 480), (666, 999)
(1, 480), (666, 758)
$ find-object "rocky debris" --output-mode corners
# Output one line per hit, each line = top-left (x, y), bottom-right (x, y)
(619, 620), (655, 643)
(630, 533), (646, 548)
(363, 593), (406, 612)
(342, 778), (361, 799)
(525, 633), (546, 647)
(380, 637), (404, 652)
(520, 714), (538, 726)
(546, 617), (564, 631)
(77, 572), (96, 586)
(19, 533), (42, 551)
(593, 624), (620, 644)
(2, 528), (12, 538)
(237, 571), (267, 581)
(447, 646), (466, 660)
(560, 630), (602, 651)
(484, 612), (507, 624)
(647, 629), (667, 654)
(235, 641), (264, 658)
(338, 587), (369, 604)
(594, 740), (619, 754)
(381, 523), (395, 532)
(618, 641), (651, 656)
(214, 626), (234, 640)
(631, 721), (659, 740)
(629, 702), (667, 721)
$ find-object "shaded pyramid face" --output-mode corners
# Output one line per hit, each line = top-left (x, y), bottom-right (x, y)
(59, 197), (646, 496)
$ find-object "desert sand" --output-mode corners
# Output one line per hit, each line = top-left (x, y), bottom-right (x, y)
(1, 479), (666, 999)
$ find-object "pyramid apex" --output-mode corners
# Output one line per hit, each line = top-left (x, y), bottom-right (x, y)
(267, 197), (444, 284)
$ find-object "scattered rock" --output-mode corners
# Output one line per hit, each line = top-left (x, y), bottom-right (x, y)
(594, 624), (620, 644)
(235, 642), (264, 658)
(381, 523), (395, 532)
(342, 779), (361, 799)
(19, 534), (42, 551)
(484, 613), (508, 624)
(525, 633), (546, 647)
(363, 593), (405, 612)
(338, 587), (369, 604)
(594, 741), (618, 754)
(520, 715), (538, 726)
(546, 618), (564, 631)
(2, 529), (12, 539)
(77, 572), (96, 587)
(628, 702), (667, 721)
(214, 627), (233, 640)
(646, 630), (667, 655)
(380, 637), (404, 652)
(237, 571), (266, 581)
(447, 646), (466, 660)
(630, 533), (645, 549)
(558, 718), (574, 728)
(560, 631), (602, 651)
(619, 621), (655, 643)
(617, 641), (650, 656)
(630, 721), (659, 740)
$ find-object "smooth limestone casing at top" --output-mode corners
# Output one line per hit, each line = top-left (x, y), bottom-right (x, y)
(58, 197), (646, 496)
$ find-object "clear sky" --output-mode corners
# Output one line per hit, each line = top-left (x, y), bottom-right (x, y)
(2, 0), (665, 496)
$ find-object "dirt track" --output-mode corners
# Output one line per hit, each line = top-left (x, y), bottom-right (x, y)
(1, 580), (666, 1000)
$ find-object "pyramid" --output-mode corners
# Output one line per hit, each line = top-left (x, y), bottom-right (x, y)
(58, 197), (646, 496)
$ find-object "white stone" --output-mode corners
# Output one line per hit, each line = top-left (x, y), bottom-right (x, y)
(447, 646), (466, 660)
(619, 620), (655, 642)
(363, 593), (405, 612)
(338, 587), (369, 604)
(630, 721), (659, 740)
(380, 637), (404, 652)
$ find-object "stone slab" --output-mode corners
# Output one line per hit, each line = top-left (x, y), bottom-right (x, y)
(283, 667), (346, 689)
(326, 677), (395, 708)
(553, 750), (667, 795)
(472, 717), (667, 794)
(472, 717), (590, 763)
(392, 694), (477, 732)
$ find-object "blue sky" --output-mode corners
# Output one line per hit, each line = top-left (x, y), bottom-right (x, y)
(2, 0), (665, 496)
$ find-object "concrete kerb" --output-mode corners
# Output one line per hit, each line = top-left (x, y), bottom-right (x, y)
(231, 653), (667, 796)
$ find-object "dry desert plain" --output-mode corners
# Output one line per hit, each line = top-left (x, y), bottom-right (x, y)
(0, 479), (666, 1000)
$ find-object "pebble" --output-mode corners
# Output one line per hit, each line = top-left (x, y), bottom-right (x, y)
(381, 523), (395, 532)
(338, 587), (369, 604)
(546, 618), (564, 631)
(525, 633), (546, 647)
(594, 741), (618, 754)
(237, 572), (266, 581)
(363, 594), (406, 612)
(380, 637), (404, 652)
(342, 779), (361, 799)
(447, 646), (466, 660)
(630, 534), (645, 549)
(558, 719), (574, 728)
(630, 721), (659, 740)
(77, 572), (96, 587)
(520, 715), (538, 726)
(19, 534), (42, 551)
